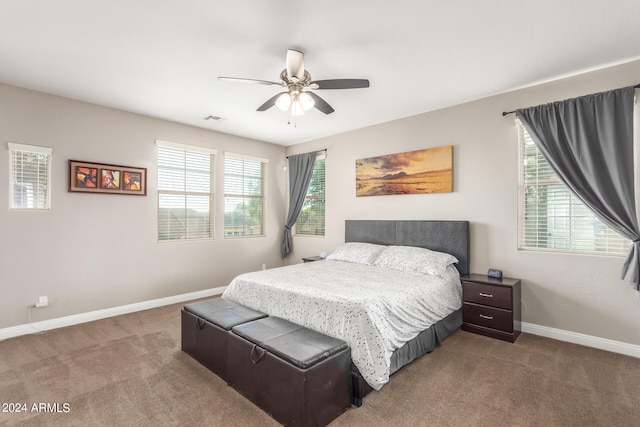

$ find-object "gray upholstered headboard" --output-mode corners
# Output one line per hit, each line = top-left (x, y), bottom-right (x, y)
(345, 220), (470, 276)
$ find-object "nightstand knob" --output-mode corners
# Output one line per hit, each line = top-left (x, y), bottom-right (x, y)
(479, 292), (493, 298)
(479, 314), (494, 320)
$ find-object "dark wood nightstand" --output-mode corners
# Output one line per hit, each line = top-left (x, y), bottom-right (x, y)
(302, 256), (323, 263)
(461, 273), (521, 343)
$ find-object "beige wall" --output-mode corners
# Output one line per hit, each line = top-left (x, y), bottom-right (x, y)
(0, 84), (287, 329)
(286, 60), (640, 346)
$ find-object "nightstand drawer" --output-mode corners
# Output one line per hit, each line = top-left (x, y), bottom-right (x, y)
(463, 303), (513, 332)
(462, 281), (512, 310)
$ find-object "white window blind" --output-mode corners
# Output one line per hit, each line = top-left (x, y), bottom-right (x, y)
(224, 153), (267, 237)
(156, 140), (215, 241)
(517, 121), (629, 255)
(295, 153), (326, 236)
(8, 142), (52, 210)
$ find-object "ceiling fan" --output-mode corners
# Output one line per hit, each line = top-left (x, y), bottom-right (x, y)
(218, 49), (369, 117)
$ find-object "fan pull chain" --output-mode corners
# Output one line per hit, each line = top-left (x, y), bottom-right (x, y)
(287, 105), (298, 127)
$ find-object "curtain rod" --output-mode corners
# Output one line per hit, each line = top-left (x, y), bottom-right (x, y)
(501, 84), (640, 117)
(286, 148), (327, 159)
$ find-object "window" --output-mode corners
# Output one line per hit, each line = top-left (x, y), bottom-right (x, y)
(295, 153), (326, 236)
(8, 143), (52, 210)
(224, 153), (267, 237)
(156, 140), (215, 241)
(517, 121), (628, 255)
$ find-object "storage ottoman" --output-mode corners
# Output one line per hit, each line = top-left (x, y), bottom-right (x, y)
(181, 298), (266, 382)
(228, 316), (352, 426)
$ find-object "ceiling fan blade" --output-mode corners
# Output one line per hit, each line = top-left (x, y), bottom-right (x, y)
(257, 92), (288, 111)
(307, 92), (335, 114)
(286, 49), (305, 81)
(218, 76), (283, 87)
(310, 79), (370, 90)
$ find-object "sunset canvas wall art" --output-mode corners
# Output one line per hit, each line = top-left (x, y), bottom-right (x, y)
(355, 145), (452, 197)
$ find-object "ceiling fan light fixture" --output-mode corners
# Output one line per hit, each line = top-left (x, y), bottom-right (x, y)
(298, 92), (315, 111)
(221, 50), (368, 119)
(275, 92), (292, 111)
(291, 100), (305, 116)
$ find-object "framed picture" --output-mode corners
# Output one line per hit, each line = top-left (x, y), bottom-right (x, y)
(69, 160), (147, 195)
(355, 145), (453, 197)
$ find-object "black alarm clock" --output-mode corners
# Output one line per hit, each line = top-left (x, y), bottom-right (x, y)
(487, 268), (503, 279)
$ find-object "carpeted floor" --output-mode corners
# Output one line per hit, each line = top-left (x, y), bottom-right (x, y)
(1, 300), (639, 426)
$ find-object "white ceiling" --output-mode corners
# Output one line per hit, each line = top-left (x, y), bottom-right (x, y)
(2, 0), (640, 146)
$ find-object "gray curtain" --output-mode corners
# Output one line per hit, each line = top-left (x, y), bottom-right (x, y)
(282, 151), (318, 258)
(516, 86), (640, 290)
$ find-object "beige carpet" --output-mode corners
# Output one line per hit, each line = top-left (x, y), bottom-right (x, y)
(1, 300), (639, 426)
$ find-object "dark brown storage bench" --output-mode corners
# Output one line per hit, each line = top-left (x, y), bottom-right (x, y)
(228, 316), (352, 427)
(181, 298), (266, 382)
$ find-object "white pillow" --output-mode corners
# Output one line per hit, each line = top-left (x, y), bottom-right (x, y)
(325, 242), (387, 265)
(373, 245), (458, 276)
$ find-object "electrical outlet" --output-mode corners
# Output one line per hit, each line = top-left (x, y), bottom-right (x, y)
(35, 296), (48, 308)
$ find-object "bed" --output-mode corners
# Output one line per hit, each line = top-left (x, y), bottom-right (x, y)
(222, 220), (469, 405)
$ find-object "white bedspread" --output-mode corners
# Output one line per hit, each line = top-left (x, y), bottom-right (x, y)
(222, 260), (462, 390)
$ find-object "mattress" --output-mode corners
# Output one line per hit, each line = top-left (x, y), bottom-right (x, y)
(222, 259), (462, 390)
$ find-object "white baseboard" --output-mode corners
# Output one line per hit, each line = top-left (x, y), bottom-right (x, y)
(521, 321), (640, 359)
(0, 286), (226, 341)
